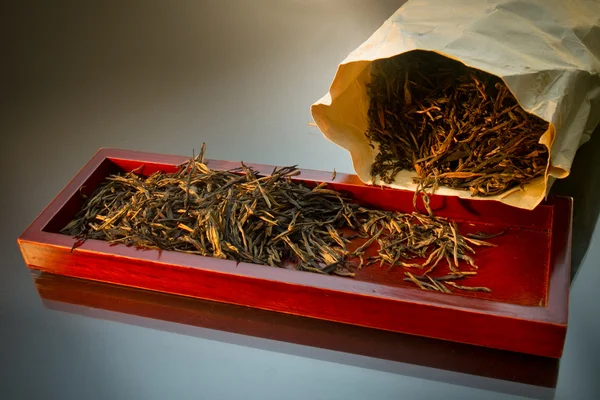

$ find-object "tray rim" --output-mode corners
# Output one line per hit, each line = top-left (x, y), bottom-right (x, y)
(17, 148), (572, 357)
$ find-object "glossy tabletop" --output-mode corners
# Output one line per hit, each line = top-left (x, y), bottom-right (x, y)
(3, 1), (600, 399)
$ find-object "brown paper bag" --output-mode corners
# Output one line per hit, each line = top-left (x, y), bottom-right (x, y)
(311, 0), (600, 209)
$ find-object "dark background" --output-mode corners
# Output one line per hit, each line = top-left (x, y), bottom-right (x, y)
(2, 1), (599, 399)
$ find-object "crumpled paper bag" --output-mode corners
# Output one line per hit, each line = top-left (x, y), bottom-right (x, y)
(311, 0), (600, 209)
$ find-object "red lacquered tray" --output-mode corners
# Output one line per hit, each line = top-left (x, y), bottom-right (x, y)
(18, 148), (572, 357)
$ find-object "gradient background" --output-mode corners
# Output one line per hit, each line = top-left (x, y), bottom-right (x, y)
(2, 1), (600, 399)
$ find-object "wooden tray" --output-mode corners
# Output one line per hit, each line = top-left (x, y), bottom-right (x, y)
(18, 148), (572, 357)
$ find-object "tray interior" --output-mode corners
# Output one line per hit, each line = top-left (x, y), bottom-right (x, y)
(41, 156), (553, 307)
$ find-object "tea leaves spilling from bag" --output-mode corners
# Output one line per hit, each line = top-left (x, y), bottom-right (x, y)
(367, 51), (550, 197)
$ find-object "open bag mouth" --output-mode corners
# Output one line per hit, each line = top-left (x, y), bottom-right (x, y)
(311, 0), (600, 210)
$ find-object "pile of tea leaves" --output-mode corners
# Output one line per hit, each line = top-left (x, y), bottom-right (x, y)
(62, 145), (496, 293)
(366, 50), (549, 197)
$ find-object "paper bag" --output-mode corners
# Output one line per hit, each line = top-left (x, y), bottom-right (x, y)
(311, 0), (600, 209)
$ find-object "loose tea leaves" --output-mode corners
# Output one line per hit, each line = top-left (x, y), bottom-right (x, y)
(403, 271), (491, 293)
(366, 50), (550, 197)
(62, 144), (493, 292)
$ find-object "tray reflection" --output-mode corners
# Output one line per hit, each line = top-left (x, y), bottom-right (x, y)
(32, 271), (559, 399)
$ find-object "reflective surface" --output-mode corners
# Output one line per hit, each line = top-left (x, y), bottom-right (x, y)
(3, 1), (600, 399)
(33, 271), (558, 399)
